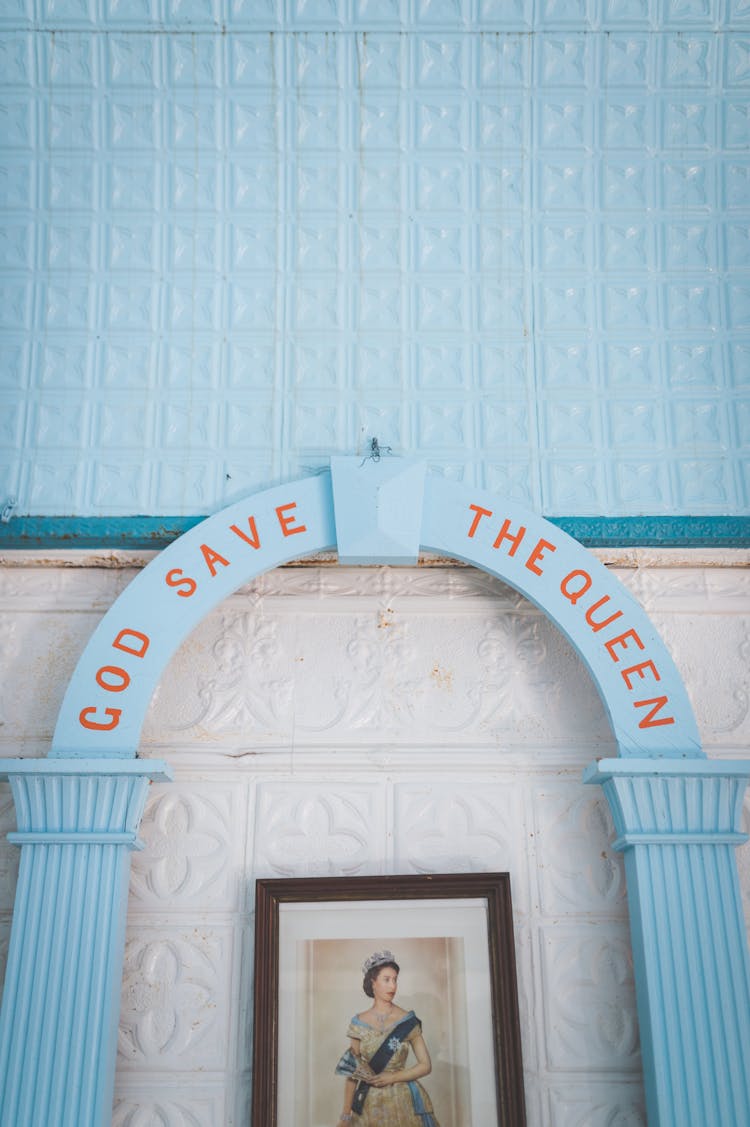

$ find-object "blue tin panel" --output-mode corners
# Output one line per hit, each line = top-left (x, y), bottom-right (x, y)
(0, 514), (748, 549)
(0, 3), (748, 526)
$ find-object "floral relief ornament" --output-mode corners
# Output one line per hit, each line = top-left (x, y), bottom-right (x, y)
(473, 614), (555, 733)
(118, 936), (220, 1065)
(182, 611), (294, 734)
(129, 791), (228, 903)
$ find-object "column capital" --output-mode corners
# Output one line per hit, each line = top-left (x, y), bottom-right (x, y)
(584, 757), (750, 851)
(586, 757), (750, 1124)
(0, 756), (172, 1126)
(0, 757), (172, 850)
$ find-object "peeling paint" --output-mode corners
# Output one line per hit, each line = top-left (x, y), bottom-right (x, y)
(430, 664), (453, 691)
(377, 607), (395, 628)
(1, 548), (748, 571)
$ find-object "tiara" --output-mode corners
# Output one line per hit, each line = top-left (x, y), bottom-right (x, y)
(362, 949), (396, 975)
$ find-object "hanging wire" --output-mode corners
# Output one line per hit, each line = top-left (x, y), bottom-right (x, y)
(360, 437), (392, 466)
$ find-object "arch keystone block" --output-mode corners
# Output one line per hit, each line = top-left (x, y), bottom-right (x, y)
(331, 456), (426, 565)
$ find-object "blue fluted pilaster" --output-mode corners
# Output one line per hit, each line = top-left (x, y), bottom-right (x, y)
(585, 759), (750, 1127)
(0, 759), (172, 1127)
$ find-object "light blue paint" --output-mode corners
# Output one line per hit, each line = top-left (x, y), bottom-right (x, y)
(0, 759), (172, 1127)
(51, 467), (701, 760)
(419, 474), (703, 759)
(585, 759), (750, 1127)
(1, 9), (748, 519)
(51, 474), (338, 758)
(2, 514), (750, 551)
(1, 465), (748, 1127)
(331, 456), (427, 565)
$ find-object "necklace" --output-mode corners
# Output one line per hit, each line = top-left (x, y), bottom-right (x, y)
(373, 1005), (393, 1028)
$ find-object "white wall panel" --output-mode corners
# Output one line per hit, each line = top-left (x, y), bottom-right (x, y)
(0, 556), (748, 1125)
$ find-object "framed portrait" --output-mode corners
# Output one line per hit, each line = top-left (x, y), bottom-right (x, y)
(251, 872), (526, 1126)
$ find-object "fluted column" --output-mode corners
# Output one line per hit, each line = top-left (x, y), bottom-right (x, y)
(0, 758), (171, 1127)
(585, 758), (750, 1127)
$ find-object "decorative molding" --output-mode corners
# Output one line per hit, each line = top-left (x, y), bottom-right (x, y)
(0, 759), (171, 1127)
(7, 762), (159, 842)
(0, 519), (204, 552)
(2, 515), (749, 551)
(586, 758), (750, 1127)
(2, 549), (749, 572)
(586, 759), (750, 844)
(547, 517), (750, 550)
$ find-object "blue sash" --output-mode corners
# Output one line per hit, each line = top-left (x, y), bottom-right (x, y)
(351, 1013), (420, 1116)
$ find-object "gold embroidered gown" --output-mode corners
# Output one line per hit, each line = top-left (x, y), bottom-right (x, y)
(336, 1011), (440, 1126)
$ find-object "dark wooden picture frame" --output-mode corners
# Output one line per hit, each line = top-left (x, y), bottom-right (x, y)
(251, 872), (526, 1126)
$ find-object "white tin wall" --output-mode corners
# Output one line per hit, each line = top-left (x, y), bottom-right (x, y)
(0, 553), (748, 1126)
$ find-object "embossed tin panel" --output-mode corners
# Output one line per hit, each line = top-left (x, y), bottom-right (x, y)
(2, 557), (749, 1123)
(0, 3), (747, 520)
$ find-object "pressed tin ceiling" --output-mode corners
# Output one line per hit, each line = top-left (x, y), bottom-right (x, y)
(0, 0), (748, 526)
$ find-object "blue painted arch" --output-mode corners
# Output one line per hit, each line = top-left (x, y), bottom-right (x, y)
(51, 469), (702, 760)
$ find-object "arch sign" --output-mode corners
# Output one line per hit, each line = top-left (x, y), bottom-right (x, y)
(52, 457), (702, 760)
(9, 458), (750, 1127)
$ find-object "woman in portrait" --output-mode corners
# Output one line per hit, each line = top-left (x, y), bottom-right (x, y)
(334, 950), (441, 1126)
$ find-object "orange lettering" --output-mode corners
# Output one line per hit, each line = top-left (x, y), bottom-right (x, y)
(605, 628), (644, 661)
(493, 518), (526, 556)
(79, 706), (122, 731)
(585, 596), (624, 633)
(166, 568), (197, 597)
(468, 504), (492, 538)
(635, 696), (675, 729)
(276, 502), (307, 537)
(95, 665), (130, 692)
(230, 516), (261, 549)
(200, 543), (230, 576)
(561, 569), (592, 604)
(113, 628), (149, 658)
(622, 659), (660, 690)
(526, 538), (557, 576)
